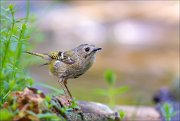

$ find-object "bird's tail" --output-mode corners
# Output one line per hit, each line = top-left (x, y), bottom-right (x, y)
(25, 51), (50, 60)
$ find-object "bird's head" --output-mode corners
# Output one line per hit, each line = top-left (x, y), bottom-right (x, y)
(74, 44), (102, 59)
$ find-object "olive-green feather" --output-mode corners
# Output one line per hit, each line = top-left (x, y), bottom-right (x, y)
(48, 51), (59, 60)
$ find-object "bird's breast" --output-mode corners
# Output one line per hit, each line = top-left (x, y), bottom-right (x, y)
(66, 58), (94, 78)
(49, 56), (95, 79)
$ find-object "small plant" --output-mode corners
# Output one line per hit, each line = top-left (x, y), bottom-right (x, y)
(40, 95), (63, 121)
(69, 98), (80, 110)
(119, 110), (126, 121)
(0, 87), (64, 121)
(0, 2), (66, 121)
(95, 69), (128, 107)
(0, 2), (34, 106)
(0, 109), (13, 121)
(161, 102), (177, 121)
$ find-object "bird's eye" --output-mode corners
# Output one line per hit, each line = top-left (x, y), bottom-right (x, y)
(58, 51), (62, 56)
(85, 47), (90, 52)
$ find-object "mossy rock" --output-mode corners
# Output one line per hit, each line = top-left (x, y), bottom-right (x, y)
(3, 88), (120, 121)
(51, 95), (120, 121)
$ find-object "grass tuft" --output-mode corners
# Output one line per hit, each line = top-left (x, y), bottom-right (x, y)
(0, 1), (33, 107)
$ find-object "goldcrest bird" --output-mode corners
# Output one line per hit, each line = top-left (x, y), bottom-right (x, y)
(26, 44), (101, 99)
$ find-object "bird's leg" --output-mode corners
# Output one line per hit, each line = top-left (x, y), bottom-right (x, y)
(58, 79), (69, 98)
(63, 79), (72, 99)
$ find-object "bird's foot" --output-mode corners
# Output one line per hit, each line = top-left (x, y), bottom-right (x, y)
(67, 98), (72, 104)
(55, 95), (71, 107)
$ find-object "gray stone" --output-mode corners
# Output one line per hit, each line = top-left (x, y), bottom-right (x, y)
(51, 95), (120, 121)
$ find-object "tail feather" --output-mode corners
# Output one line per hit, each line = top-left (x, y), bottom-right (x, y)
(25, 51), (50, 60)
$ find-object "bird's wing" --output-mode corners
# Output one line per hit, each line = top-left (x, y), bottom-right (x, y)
(48, 51), (75, 65)
(59, 51), (75, 64)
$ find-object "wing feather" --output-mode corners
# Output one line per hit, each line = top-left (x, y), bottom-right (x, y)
(48, 51), (75, 65)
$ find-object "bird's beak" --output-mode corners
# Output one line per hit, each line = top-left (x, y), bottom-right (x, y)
(93, 48), (102, 52)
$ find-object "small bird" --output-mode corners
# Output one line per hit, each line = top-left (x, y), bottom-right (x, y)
(26, 44), (101, 100)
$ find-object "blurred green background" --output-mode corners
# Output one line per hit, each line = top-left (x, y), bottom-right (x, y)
(10, 1), (179, 105)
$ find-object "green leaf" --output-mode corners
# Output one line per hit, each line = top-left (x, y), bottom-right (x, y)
(94, 89), (108, 96)
(26, 78), (34, 86)
(9, 80), (15, 90)
(0, 13), (11, 22)
(161, 102), (176, 121)
(114, 86), (129, 95)
(104, 69), (116, 85)
(8, 4), (14, 11)
(0, 109), (13, 121)
(70, 98), (79, 109)
(22, 23), (26, 30)
(27, 110), (37, 116)
(45, 95), (51, 102)
(12, 35), (19, 40)
(119, 110), (126, 120)
(15, 18), (25, 23)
